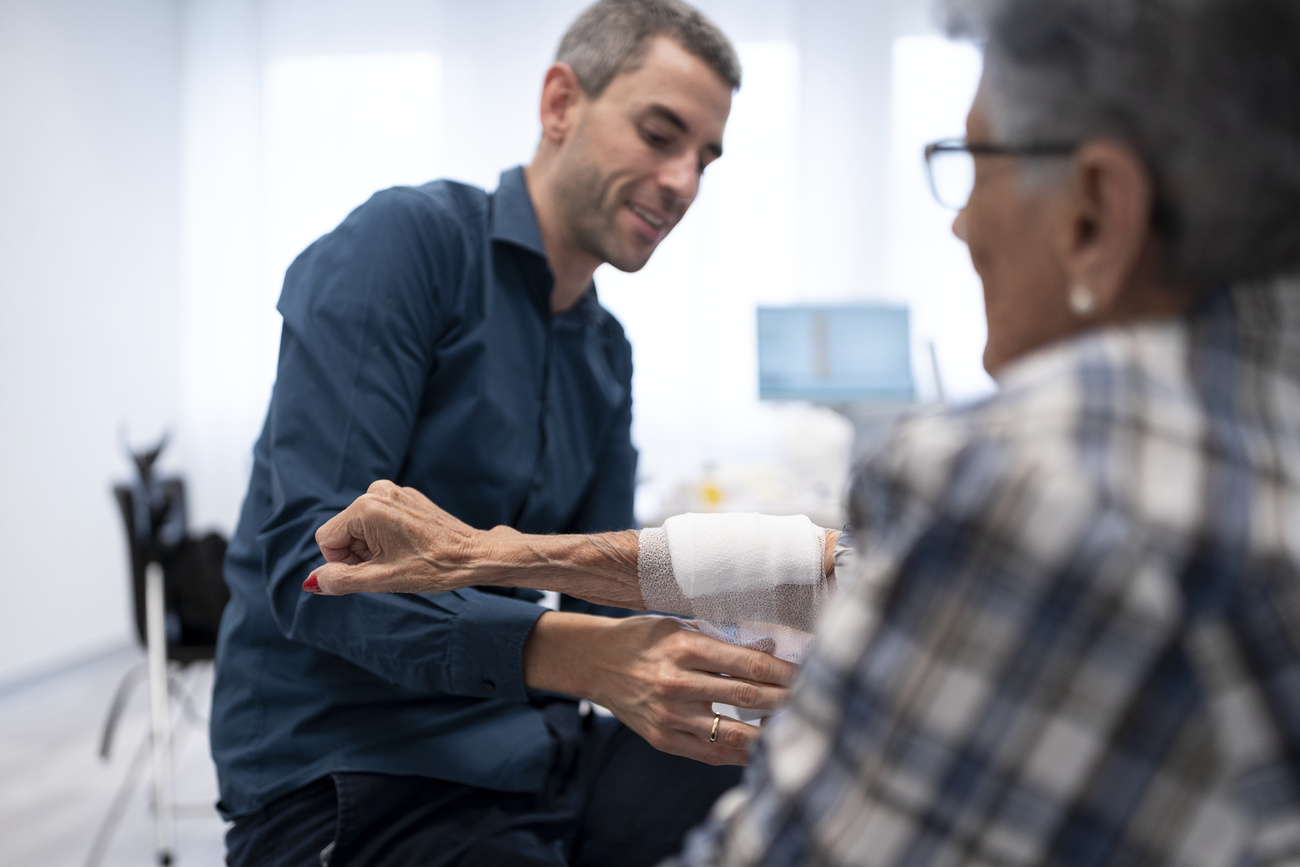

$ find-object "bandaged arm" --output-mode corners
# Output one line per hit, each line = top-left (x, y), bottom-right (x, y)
(309, 483), (840, 636)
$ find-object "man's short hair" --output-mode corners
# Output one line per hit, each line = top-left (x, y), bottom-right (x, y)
(556, 0), (741, 98)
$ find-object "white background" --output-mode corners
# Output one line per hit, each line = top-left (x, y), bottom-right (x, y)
(0, 0), (984, 684)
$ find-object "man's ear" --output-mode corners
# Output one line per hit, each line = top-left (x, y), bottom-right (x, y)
(1051, 140), (1155, 314)
(539, 63), (585, 144)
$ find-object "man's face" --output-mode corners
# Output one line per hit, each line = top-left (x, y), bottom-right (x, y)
(552, 37), (733, 273)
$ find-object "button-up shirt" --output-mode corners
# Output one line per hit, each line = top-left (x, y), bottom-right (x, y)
(677, 278), (1300, 866)
(211, 167), (636, 817)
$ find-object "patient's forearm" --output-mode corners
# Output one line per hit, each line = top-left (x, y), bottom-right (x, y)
(476, 526), (644, 609)
(311, 481), (840, 623)
(484, 524), (840, 619)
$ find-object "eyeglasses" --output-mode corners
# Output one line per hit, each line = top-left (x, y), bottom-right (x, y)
(923, 138), (1078, 210)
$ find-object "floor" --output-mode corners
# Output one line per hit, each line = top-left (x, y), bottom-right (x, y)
(0, 645), (227, 867)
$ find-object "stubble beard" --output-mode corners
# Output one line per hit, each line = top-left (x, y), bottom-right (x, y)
(553, 143), (656, 274)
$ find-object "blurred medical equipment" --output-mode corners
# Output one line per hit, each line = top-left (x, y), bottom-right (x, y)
(758, 303), (921, 461)
(638, 305), (924, 529)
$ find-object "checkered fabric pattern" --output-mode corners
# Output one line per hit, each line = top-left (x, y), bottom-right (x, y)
(671, 278), (1300, 866)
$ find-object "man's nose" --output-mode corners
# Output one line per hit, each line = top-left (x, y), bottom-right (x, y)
(658, 151), (700, 205)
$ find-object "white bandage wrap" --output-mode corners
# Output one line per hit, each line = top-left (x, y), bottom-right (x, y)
(664, 512), (824, 600)
(638, 512), (830, 666)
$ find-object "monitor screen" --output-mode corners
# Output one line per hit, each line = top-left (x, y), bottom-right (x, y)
(757, 304), (914, 402)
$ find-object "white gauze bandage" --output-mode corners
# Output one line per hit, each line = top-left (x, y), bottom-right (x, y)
(638, 512), (830, 665)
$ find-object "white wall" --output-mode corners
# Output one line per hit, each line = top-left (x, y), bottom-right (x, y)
(0, 0), (184, 682)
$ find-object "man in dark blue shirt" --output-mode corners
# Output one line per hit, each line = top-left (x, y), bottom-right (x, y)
(211, 2), (797, 865)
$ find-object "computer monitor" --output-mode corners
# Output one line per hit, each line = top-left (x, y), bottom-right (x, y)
(757, 304), (914, 403)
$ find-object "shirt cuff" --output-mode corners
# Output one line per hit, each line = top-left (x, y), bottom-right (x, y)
(446, 590), (548, 702)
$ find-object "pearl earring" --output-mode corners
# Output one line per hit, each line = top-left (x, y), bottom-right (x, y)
(1069, 285), (1096, 317)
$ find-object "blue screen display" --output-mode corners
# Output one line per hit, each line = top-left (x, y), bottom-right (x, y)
(757, 305), (914, 402)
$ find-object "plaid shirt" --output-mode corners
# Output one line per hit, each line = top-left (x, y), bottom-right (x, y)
(673, 278), (1300, 866)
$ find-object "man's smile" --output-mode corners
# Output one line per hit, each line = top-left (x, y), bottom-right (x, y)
(626, 201), (671, 242)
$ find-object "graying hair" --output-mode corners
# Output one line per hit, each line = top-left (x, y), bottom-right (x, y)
(942, 0), (1300, 289)
(556, 0), (741, 98)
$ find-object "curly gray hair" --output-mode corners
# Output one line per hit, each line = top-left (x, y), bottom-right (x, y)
(556, 0), (741, 99)
(943, 0), (1300, 289)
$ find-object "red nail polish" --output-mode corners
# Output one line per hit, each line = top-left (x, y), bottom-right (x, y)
(303, 574), (321, 592)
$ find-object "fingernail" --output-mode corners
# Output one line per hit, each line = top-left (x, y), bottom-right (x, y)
(303, 574), (321, 593)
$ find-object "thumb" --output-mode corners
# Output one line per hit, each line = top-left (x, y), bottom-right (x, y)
(304, 560), (403, 596)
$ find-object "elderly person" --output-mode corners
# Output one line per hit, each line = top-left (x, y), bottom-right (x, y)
(310, 0), (1300, 862)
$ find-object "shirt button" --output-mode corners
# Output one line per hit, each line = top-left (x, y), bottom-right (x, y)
(480, 679), (496, 694)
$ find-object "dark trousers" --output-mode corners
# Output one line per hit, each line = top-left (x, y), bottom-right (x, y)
(225, 710), (741, 867)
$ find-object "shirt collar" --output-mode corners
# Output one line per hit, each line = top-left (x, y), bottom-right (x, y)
(492, 165), (604, 319)
(491, 166), (547, 259)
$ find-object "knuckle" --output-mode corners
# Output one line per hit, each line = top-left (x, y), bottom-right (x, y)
(660, 629), (689, 655)
(673, 640), (705, 669)
(654, 668), (688, 697)
(745, 653), (774, 683)
(732, 682), (760, 708)
(723, 726), (749, 749)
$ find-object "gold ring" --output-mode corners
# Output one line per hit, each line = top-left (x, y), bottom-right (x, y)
(709, 713), (722, 744)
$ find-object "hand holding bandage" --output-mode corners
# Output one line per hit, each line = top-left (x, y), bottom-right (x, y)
(311, 481), (837, 765)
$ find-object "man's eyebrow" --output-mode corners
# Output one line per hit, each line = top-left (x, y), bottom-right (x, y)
(646, 104), (723, 159)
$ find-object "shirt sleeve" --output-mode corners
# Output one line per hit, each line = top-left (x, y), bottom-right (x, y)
(673, 417), (1196, 866)
(255, 187), (545, 702)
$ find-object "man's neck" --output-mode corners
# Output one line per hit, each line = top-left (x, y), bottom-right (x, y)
(522, 164), (600, 314)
